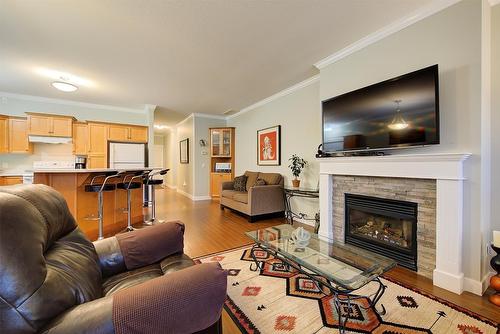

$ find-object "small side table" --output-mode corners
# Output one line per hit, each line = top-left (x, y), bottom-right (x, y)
(283, 187), (320, 233)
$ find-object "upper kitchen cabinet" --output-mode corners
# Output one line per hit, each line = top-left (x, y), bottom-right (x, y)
(0, 115), (8, 153)
(8, 117), (33, 153)
(73, 122), (88, 155)
(108, 124), (148, 143)
(27, 113), (75, 137)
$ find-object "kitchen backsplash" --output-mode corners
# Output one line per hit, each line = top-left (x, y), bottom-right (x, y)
(0, 143), (74, 171)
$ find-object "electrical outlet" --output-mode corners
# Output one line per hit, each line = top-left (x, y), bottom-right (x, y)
(486, 243), (493, 256)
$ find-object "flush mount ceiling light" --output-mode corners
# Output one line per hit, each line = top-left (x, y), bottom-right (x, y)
(154, 124), (170, 130)
(51, 81), (78, 92)
(388, 99), (409, 130)
(35, 67), (94, 91)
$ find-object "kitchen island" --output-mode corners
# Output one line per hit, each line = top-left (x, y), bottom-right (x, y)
(34, 168), (153, 240)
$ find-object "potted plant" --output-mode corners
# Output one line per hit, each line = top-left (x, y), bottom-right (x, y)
(288, 154), (307, 188)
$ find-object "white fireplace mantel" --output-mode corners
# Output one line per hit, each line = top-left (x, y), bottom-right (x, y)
(318, 152), (471, 294)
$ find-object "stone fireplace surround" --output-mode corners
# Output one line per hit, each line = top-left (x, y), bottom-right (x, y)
(318, 153), (470, 295)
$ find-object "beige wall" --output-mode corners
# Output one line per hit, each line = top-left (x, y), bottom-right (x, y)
(491, 5), (500, 233)
(176, 117), (194, 195)
(228, 82), (320, 220)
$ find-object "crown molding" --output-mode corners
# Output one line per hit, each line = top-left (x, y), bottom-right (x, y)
(490, 0), (500, 6)
(175, 113), (194, 127)
(193, 112), (227, 120)
(314, 0), (462, 70)
(227, 75), (320, 120)
(0, 91), (145, 114)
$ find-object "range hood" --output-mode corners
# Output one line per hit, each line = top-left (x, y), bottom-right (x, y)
(28, 136), (73, 144)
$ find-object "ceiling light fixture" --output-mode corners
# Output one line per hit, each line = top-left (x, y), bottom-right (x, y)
(388, 99), (408, 130)
(51, 81), (78, 92)
(154, 124), (170, 130)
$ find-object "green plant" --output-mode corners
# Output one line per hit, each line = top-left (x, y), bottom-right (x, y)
(288, 154), (307, 179)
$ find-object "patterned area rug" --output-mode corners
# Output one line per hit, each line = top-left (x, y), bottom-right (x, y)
(197, 246), (499, 334)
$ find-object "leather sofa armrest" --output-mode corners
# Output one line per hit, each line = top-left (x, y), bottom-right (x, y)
(113, 262), (228, 334)
(248, 185), (285, 214)
(115, 221), (185, 270)
(221, 181), (235, 191)
(41, 296), (114, 334)
(94, 236), (127, 278)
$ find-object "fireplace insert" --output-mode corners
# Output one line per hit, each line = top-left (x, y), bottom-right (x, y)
(345, 193), (418, 271)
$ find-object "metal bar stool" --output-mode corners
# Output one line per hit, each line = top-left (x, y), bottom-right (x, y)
(84, 171), (124, 240)
(117, 171), (149, 232)
(143, 168), (169, 225)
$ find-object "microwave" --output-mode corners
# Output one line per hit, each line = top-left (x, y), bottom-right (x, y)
(215, 163), (231, 173)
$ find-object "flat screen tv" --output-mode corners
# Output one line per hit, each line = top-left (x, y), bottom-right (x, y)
(322, 65), (439, 153)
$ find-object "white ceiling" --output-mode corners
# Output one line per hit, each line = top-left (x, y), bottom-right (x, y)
(0, 0), (436, 120)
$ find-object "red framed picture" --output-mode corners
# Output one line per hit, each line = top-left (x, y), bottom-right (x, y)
(257, 125), (281, 166)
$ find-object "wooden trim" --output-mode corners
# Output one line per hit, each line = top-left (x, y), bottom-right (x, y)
(25, 112), (76, 120)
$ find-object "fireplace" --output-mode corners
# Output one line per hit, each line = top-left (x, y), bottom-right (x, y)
(345, 193), (418, 271)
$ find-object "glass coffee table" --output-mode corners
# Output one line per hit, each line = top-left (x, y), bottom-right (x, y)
(246, 224), (396, 333)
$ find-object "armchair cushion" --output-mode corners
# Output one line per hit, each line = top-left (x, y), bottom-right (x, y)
(113, 262), (228, 334)
(116, 221), (185, 270)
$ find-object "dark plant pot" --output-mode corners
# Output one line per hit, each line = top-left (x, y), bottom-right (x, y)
(292, 179), (300, 188)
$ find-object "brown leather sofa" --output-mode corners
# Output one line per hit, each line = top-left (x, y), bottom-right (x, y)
(0, 184), (227, 334)
(220, 171), (285, 222)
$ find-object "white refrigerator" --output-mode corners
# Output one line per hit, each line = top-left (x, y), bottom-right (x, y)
(108, 142), (147, 169)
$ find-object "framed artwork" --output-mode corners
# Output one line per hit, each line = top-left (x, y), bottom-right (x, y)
(257, 125), (281, 166)
(180, 138), (189, 164)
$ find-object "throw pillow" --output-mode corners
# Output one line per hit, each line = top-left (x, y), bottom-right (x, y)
(253, 178), (266, 187)
(233, 175), (247, 192)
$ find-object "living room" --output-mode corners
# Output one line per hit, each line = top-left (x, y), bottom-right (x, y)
(1, 1), (499, 333)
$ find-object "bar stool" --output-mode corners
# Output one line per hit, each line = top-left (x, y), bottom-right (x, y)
(84, 171), (124, 240)
(117, 171), (149, 232)
(143, 169), (169, 225)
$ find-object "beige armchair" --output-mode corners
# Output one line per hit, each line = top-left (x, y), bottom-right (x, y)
(220, 171), (285, 222)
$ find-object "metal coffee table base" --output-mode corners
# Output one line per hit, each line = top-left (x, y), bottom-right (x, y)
(248, 243), (388, 334)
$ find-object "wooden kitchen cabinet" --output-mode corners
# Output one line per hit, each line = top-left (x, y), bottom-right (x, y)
(27, 113), (74, 137)
(108, 124), (148, 143)
(0, 115), (8, 153)
(73, 122), (88, 155)
(8, 117), (33, 153)
(87, 122), (108, 168)
(0, 176), (23, 185)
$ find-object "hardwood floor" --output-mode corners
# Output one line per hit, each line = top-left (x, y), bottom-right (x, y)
(151, 188), (499, 332)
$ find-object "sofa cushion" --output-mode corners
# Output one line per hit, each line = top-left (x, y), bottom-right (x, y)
(258, 172), (282, 185)
(254, 178), (266, 186)
(244, 171), (259, 191)
(221, 189), (237, 199)
(232, 192), (249, 204)
(233, 175), (247, 191)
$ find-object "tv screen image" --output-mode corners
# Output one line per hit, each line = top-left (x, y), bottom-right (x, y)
(322, 65), (439, 153)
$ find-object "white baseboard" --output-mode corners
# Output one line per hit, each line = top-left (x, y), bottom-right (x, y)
(193, 195), (211, 201)
(176, 189), (193, 200)
(463, 271), (495, 296)
(176, 189), (211, 201)
(165, 183), (177, 189)
(433, 269), (464, 295)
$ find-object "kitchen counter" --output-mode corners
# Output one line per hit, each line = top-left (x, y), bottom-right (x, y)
(33, 167), (158, 173)
(33, 168), (161, 240)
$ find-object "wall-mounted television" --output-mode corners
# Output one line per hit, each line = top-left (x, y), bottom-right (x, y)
(322, 65), (439, 153)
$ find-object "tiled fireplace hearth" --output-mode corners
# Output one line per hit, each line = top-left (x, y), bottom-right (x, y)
(318, 153), (470, 294)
